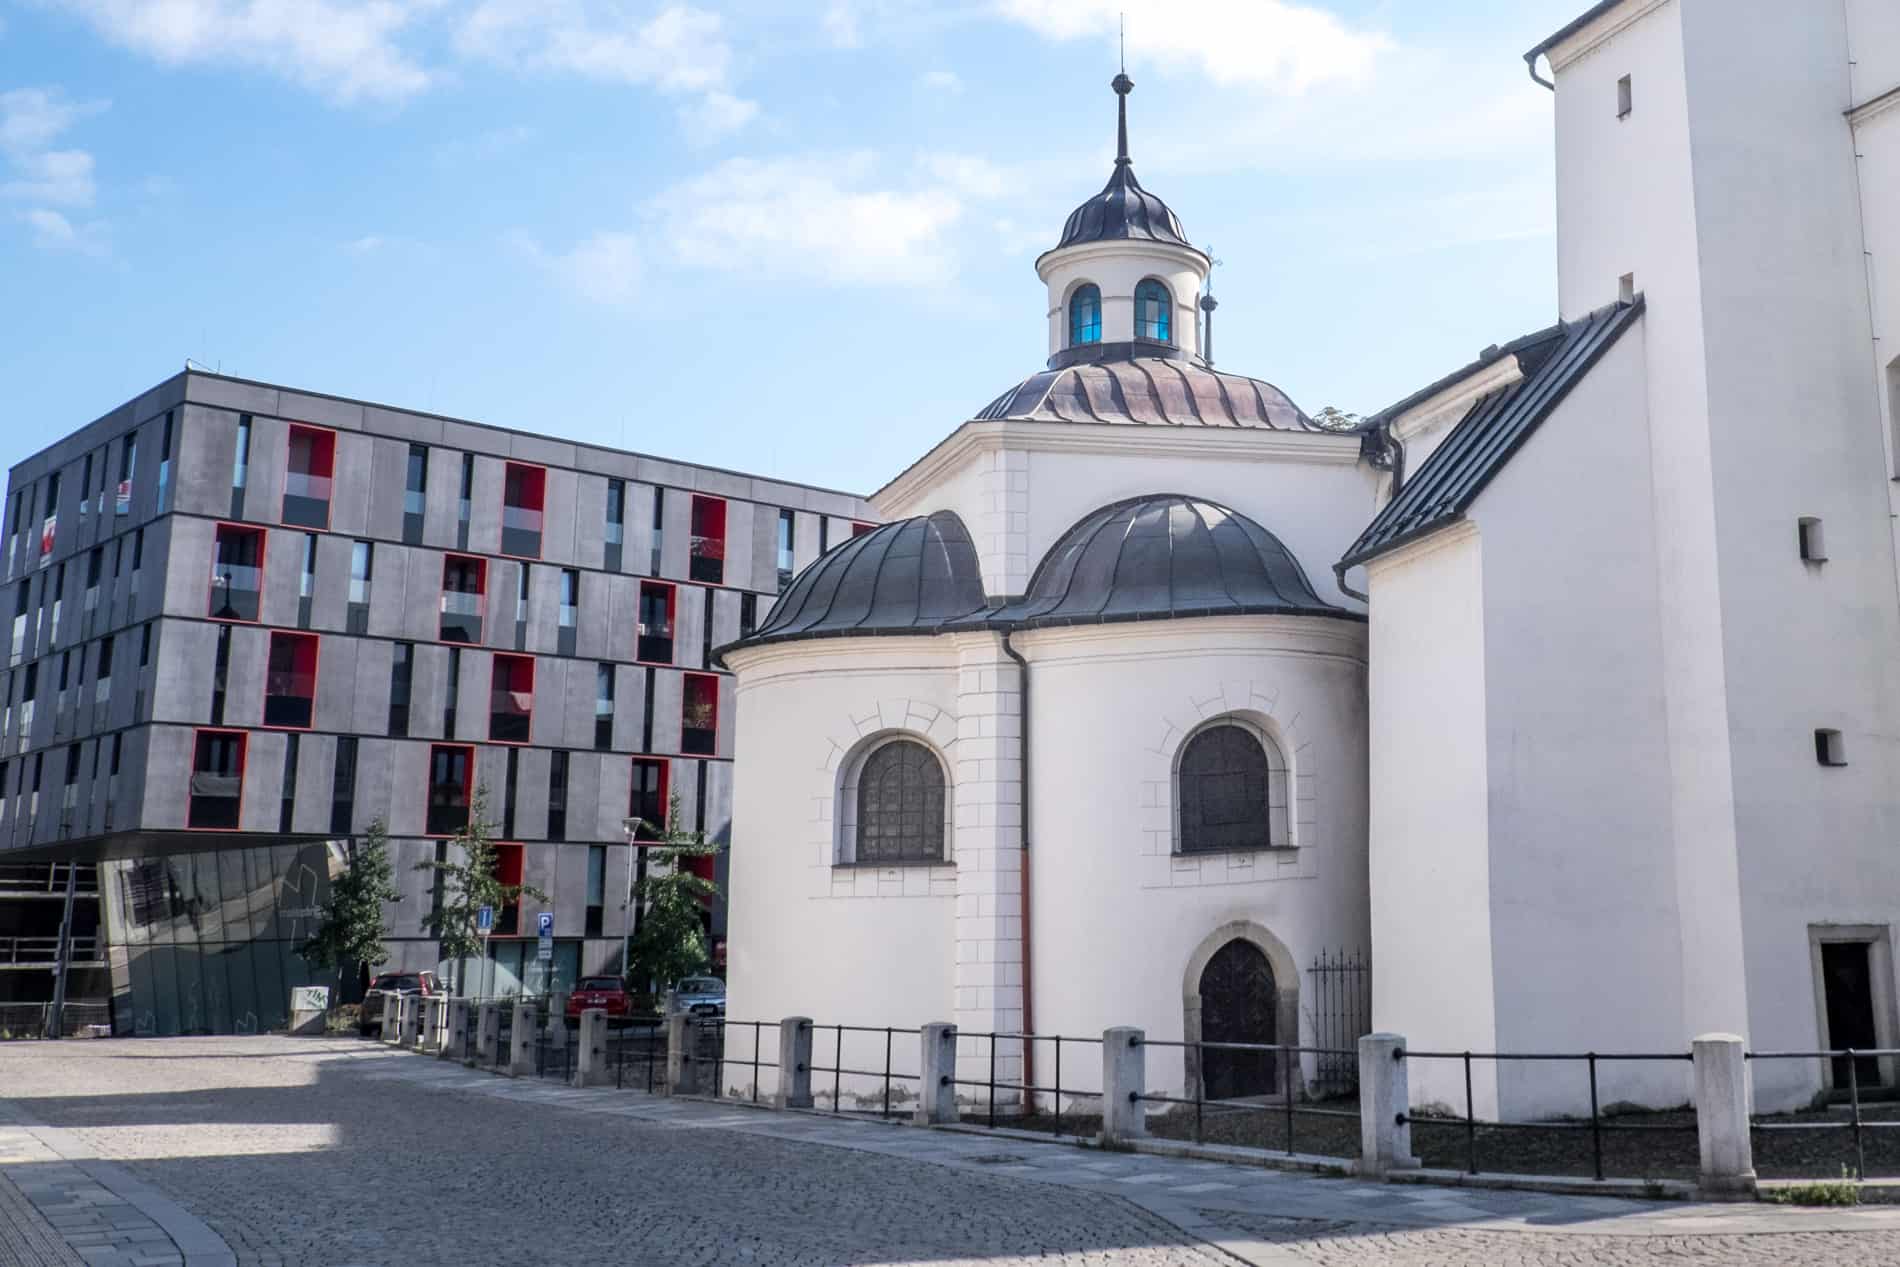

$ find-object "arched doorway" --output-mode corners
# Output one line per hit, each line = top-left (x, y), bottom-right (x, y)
(1199, 939), (1277, 1098)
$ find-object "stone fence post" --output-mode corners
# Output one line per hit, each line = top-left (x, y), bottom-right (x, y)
(421, 995), (447, 1054)
(1693, 1033), (1756, 1197)
(574, 1008), (611, 1087)
(509, 1002), (539, 1076)
(1357, 1033), (1420, 1177)
(1101, 1027), (1147, 1144)
(916, 1022), (958, 1125)
(665, 1013), (701, 1096)
(776, 1017), (813, 1109)
(475, 1002), (501, 1065)
(398, 995), (422, 1048)
(443, 999), (470, 1060)
(381, 993), (401, 1043)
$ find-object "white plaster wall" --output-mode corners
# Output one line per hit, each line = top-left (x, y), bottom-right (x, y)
(1365, 526), (1498, 1119)
(1019, 616), (1367, 1100)
(1848, 0), (1900, 104)
(1037, 241), (1207, 359)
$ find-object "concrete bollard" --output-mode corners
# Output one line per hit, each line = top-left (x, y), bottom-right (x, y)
(1693, 1033), (1756, 1197)
(475, 1002), (501, 1065)
(915, 1022), (958, 1125)
(381, 992), (401, 1043)
(1357, 1033), (1420, 1177)
(1101, 1027), (1148, 1144)
(443, 998), (470, 1060)
(509, 1003), (539, 1076)
(664, 1012), (701, 1096)
(421, 996), (447, 1054)
(573, 1008), (611, 1087)
(398, 995), (422, 1048)
(776, 1017), (814, 1110)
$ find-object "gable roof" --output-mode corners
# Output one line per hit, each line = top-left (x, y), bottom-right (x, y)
(1338, 298), (1644, 572)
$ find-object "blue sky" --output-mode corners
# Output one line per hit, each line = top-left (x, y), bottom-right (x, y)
(2, 0), (1590, 495)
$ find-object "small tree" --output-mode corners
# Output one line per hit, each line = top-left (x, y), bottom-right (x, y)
(625, 793), (720, 998)
(414, 787), (547, 995)
(1311, 406), (1364, 432)
(299, 818), (400, 999)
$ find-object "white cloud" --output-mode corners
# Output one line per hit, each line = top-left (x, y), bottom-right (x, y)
(1, 88), (108, 251)
(681, 90), (758, 143)
(0, 87), (106, 155)
(52, 0), (437, 103)
(821, 0), (860, 48)
(519, 229), (643, 306)
(0, 148), (96, 205)
(344, 234), (385, 252)
(993, 0), (1390, 94)
(19, 207), (105, 254)
(919, 69), (962, 94)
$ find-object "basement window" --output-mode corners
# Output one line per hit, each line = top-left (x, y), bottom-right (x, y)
(1815, 729), (1847, 767)
(1617, 74), (1633, 119)
(1798, 517), (1827, 563)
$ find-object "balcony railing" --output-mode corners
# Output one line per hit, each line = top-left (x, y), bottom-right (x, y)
(690, 535), (725, 584)
(501, 507), (543, 558)
(0, 936), (103, 967)
(440, 592), (483, 644)
(282, 472), (332, 528)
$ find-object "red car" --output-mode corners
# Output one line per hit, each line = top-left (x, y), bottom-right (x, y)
(566, 976), (631, 1020)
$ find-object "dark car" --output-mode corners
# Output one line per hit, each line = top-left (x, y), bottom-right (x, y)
(565, 976), (632, 1021)
(360, 970), (441, 1036)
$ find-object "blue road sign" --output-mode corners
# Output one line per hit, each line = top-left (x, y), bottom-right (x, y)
(537, 911), (554, 938)
(476, 905), (494, 934)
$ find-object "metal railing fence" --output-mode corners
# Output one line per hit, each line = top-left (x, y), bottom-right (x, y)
(944, 1031), (1108, 1134)
(1134, 1037), (1360, 1154)
(1747, 1048), (1900, 1178)
(806, 1024), (920, 1116)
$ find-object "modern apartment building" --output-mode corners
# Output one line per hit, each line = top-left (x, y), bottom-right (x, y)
(0, 370), (872, 1035)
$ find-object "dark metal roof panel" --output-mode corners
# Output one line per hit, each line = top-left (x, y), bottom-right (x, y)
(974, 358), (1310, 429)
(1052, 162), (1196, 253)
(1338, 299), (1644, 571)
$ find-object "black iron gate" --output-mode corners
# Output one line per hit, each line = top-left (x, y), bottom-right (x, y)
(1308, 947), (1369, 1097)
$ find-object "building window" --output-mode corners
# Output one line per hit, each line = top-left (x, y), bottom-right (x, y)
(281, 425), (336, 529)
(547, 750), (569, 841)
(231, 415), (252, 515)
(1798, 517), (1826, 563)
(426, 743), (474, 836)
(1069, 283), (1102, 346)
(17, 663), (34, 747)
(585, 845), (605, 937)
(297, 531), (317, 628)
(40, 472), (60, 567)
(116, 433), (135, 517)
(776, 509), (795, 590)
(156, 412), (174, 512)
(558, 568), (579, 656)
(490, 653), (533, 743)
(440, 554), (485, 643)
(82, 547), (101, 634)
(105, 734), (121, 828)
(456, 453), (475, 550)
(330, 735), (358, 834)
(594, 663), (615, 750)
(637, 582), (675, 664)
(403, 443), (428, 545)
(60, 744), (79, 837)
(388, 641), (413, 736)
(263, 631), (319, 729)
(94, 634), (113, 713)
(1134, 278), (1172, 343)
(1816, 728), (1848, 767)
(681, 673), (717, 756)
(1617, 73), (1633, 119)
(629, 757), (668, 840)
(847, 737), (946, 864)
(79, 454), (93, 530)
(348, 540), (373, 633)
(444, 645), (461, 736)
(493, 843), (523, 935)
(209, 523), (265, 622)
(502, 747), (518, 838)
(740, 593), (756, 637)
(649, 487), (665, 576)
(279, 732), (300, 833)
(501, 462), (546, 558)
(1177, 721), (1287, 854)
(188, 728), (246, 830)
(604, 479), (626, 571)
(688, 495), (725, 585)
(10, 582), (27, 667)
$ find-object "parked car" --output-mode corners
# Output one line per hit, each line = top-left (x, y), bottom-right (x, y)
(359, 971), (441, 1037)
(672, 976), (726, 1016)
(565, 976), (632, 1021)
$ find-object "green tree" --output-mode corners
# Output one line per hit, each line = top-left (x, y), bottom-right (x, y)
(624, 793), (720, 997)
(298, 818), (401, 996)
(414, 787), (547, 995)
(1311, 406), (1364, 432)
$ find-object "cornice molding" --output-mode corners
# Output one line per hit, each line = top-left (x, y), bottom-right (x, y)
(1547, 0), (1671, 75)
(1034, 237), (1210, 283)
(1362, 517), (1479, 578)
(1391, 355), (1524, 444)
(1850, 83), (1900, 129)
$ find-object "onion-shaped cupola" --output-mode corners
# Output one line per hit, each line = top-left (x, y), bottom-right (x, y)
(1036, 73), (1211, 366)
(988, 495), (1352, 628)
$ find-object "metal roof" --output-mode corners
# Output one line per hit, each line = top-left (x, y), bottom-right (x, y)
(1043, 71), (1200, 260)
(976, 356), (1310, 429)
(1338, 299), (1644, 572)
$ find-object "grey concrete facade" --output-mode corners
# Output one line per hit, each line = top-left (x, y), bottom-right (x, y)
(0, 370), (872, 1030)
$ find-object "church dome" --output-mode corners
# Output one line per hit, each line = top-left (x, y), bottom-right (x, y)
(1045, 73), (1198, 258)
(976, 357), (1310, 428)
(989, 494), (1352, 629)
(735, 511), (989, 649)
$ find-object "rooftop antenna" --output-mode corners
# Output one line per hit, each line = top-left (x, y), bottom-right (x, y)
(1199, 244), (1223, 366)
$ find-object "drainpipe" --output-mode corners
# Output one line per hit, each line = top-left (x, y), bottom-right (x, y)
(1000, 630), (1034, 1091)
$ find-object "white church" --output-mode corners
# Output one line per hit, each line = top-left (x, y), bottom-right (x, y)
(718, 0), (1900, 1119)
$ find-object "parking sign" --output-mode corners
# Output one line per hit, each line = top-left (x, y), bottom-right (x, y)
(537, 911), (554, 938)
(476, 905), (494, 935)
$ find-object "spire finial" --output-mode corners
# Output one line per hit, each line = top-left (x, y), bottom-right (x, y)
(1111, 20), (1133, 167)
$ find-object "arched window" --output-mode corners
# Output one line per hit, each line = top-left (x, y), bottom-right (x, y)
(853, 739), (946, 864)
(1135, 279), (1172, 343)
(1178, 721), (1286, 854)
(1068, 284), (1102, 347)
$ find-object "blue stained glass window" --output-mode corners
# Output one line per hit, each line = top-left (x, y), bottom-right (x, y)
(1135, 279), (1172, 343)
(1068, 284), (1102, 346)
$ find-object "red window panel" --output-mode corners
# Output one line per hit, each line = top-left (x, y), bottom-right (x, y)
(208, 523), (266, 622)
(262, 631), (319, 729)
(426, 742), (474, 837)
(282, 425), (336, 529)
(188, 727), (246, 830)
(681, 673), (718, 756)
(440, 554), (486, 644)
(492, 842), (525, 887)
(501, 462), (546, 558)
(489, 653), (534, 743)
(629, 757), (669, 840)
(689, 495), (726, 584)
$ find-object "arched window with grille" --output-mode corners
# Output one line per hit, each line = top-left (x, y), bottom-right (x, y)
(1068, 284), (1103, 347)
(1134, 278), (1172, 343)
(1176, 721), (1288, 854)
(845, 737), (947, 864)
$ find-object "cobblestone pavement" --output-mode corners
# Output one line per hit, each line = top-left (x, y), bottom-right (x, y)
(4, 1037), (1900, 1267)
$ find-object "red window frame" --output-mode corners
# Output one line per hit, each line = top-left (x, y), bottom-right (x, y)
(493, 842), (525, 888)
(681, 672), (718, 756)
(187, 726), (247, 832)
(207, 522), (267, 623)
(282, 424), (337, 529)
(261, 630), (320, 731)
(629, 757), (669, 841)
(440, 553), (487, 644)
(425, 742), (475, 838)
(489, 652), (534, 744)
(636, 580), (677, 665)
(500, 461), (547, 559)
(851, 521), (875, 538)
(689, 495), (727, 584)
